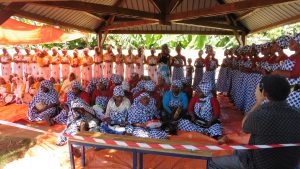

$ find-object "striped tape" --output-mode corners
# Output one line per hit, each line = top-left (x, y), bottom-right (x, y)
(1, 120), (300, 151)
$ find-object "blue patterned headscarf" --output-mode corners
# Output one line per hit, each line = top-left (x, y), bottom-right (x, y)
(111, 74), (122, 84)
(71, 99), (94, 115)
(29, 80), (58, 110)
(275, 35), (292, 49)
(86, 78), (98, 94)
(98, 77), (109, 87)
(71, 81), (83, 91)
(113, 85), (124, 97)
(144, 80), (156, 92)
(172, 80), (183, 89)
(293, 33), (300, 44)
(198, 82), (213, 97)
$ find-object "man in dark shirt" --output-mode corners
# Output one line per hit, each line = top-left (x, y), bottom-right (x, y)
(208, 75), (300, 169)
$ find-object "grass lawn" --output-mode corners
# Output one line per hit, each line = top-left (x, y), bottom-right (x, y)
(0, 136), (36, 168)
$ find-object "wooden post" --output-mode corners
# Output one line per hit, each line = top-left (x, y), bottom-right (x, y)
(97, 32), (102, 47)
(241, 33), (246, 46)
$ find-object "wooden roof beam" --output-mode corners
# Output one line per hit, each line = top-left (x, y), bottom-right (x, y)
(2, 6), (94, 32)
(167, 0), (297, 21)
(0, 2), (26, 24)
(236, 10), (257, 21)
(109, 30), (235, 35)
(176, 20), (244, 31)
(167, 0), (183, 13)
(251, 14), (300, 34)
(32, 1), (160, 21)
(102, 20), (158, 31)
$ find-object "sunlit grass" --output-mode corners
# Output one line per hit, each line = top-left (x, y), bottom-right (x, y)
(0, 136), (36, 168)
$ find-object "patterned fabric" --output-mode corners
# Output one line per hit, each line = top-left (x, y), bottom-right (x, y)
(276, 35), (292, 49)
(98, 77), (109, 87)
(95, 96), (109, 107)
(111, 74), (122, 84)
(85, 79), (97, 94)
(28, 80), (59, 121)
(52, 81), (84, 124)
(126, 93), (167, 139)
(99, 97), (130, 134)
(113, 85), (124, 96)
(144, 80), (156, 92)
(281, 59), (295, 71)
(193, 59), (204, 88)
(57, 99), (99, 145)
(216, 67), (229, 93)
(172, 56), (185, 81)
(243, 73), (263, 113)
(181, 77), (192, 86)
(172, 79), (183, 89)
(294, 33), (300, 44)
(198, 82), (213, 97)
(287, 91), (300, 110)
(178, 94), (222, 137)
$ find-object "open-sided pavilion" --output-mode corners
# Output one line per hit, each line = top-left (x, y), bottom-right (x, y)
(1, 0), (300, 47)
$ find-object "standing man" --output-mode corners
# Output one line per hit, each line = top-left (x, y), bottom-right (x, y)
(51, 47), (61, 82)
(208, 75), (300, 169)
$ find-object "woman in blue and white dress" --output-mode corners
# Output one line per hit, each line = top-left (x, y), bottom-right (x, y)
(27, 80), (59, 125)
(99, 85), (131, 134)
(57, 99), (99, 146)
(202, 45), (218, 88)
(158, 44), (171, 84)
(216, 49), (230, 94)
(172, 45), (186, 81)
(193, 50), (205, 89)
(126, 92), (167, 139)
(177, 82), (223, 141)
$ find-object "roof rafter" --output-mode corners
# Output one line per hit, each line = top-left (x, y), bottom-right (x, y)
(103, 20), (158, 31)
(32, 1), (160, 21)
(167, 0), (298, 22)
(0, 2), (26, 24)
(1, 4), (93, 32)
(176, 20), (244, 31)
(251, 14), (300, 34)
(109, 30), (235, 35)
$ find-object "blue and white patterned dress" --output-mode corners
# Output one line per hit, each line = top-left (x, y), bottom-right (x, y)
(99, 97), (131, 134)
(172, 56), (185, 81)
(216, 58), (229, 93)
(126, 94), (167, 139)
(27, 80), (59, 122)
(202, 59), (218, 89)
(193, 59), (204, 89)
(177, 96), (222, 137)
(57, 99), (99, 145)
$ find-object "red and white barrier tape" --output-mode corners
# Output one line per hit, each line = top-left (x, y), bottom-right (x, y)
(1, 120), (300, 151)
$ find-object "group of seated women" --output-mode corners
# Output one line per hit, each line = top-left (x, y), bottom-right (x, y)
(26, 71), (226, 146)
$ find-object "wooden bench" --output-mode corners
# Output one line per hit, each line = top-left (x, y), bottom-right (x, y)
(68, 132), (226, 169)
